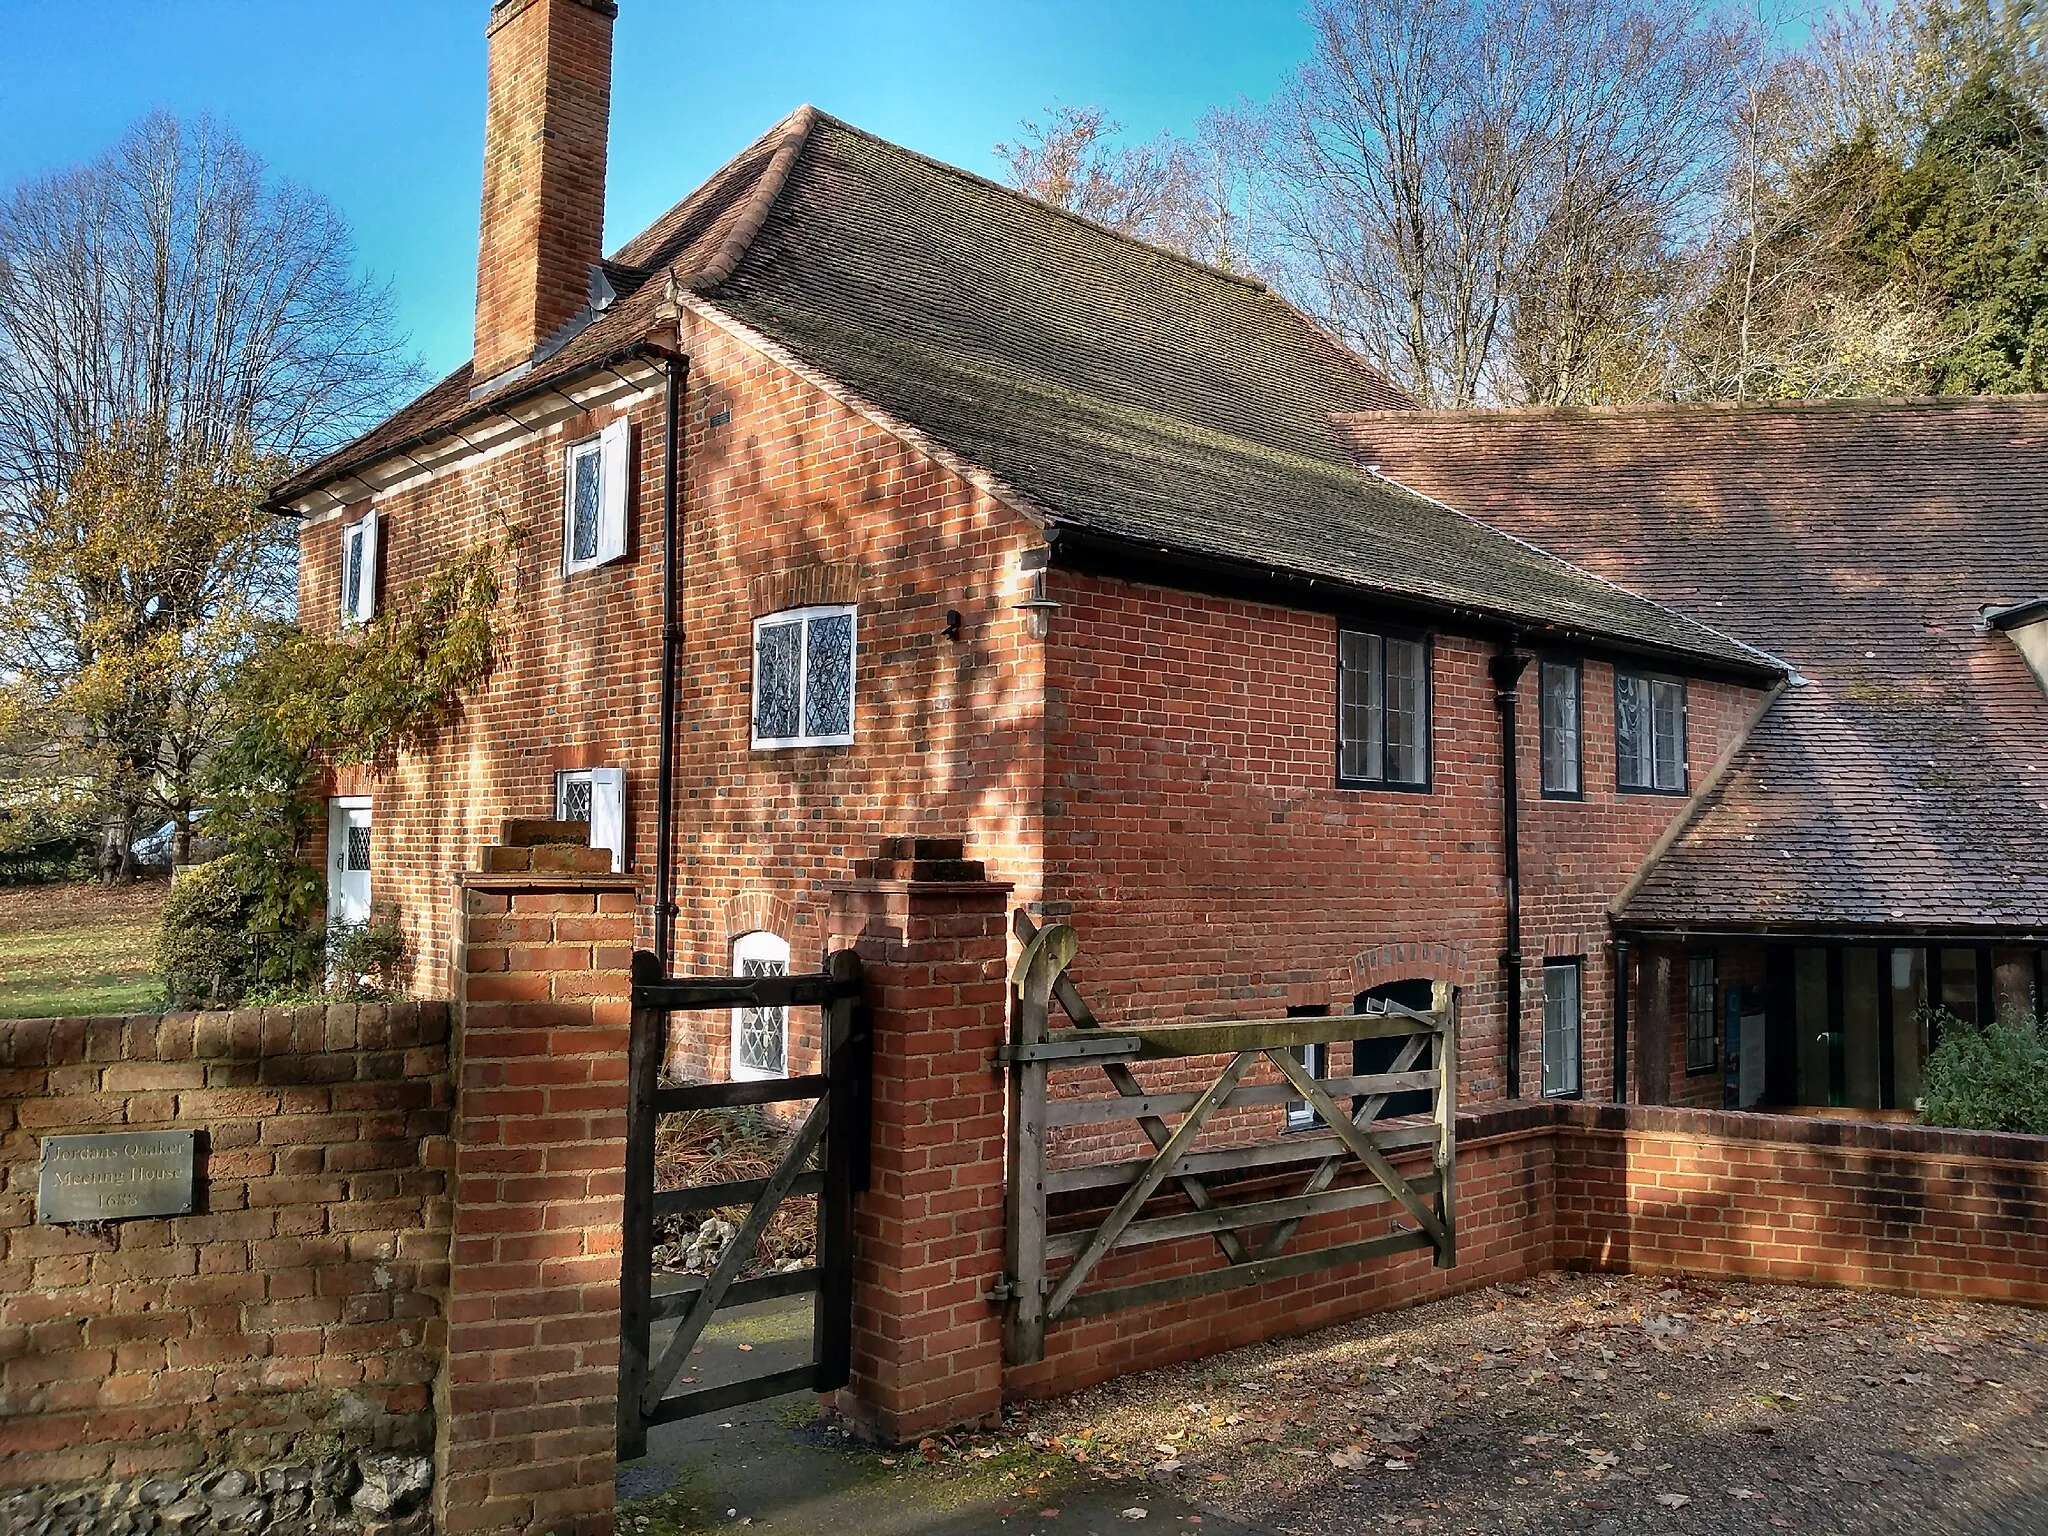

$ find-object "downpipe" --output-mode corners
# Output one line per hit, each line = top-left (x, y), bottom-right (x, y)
(1489, 649), (1532, 1098)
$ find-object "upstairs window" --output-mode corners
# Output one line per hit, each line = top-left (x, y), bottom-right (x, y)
(1542, 958), (1582, 1098)
(554, 766), (626, 872)
(732, 930), (790, 1079)
(561, 418), (629, 575)
(339, 510), (378, 627)
(753, 605), (857, 749)
(1338, 628), (1430, 789)
(1687, 951), (1718, 1073)
(1616, 671), (1687, 793)
(1539, 657), (1581, 797)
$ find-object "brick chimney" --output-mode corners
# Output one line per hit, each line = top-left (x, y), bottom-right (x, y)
(472, 0), (616, 385)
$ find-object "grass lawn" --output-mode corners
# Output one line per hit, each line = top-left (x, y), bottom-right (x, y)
(0, 879), (167, 1018)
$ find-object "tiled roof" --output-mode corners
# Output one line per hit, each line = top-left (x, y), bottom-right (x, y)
(271, 108), (1775, 675)
(1339, 398), (2048, 934)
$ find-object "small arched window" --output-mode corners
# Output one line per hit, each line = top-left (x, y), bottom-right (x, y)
(731, 930), (790, 1079)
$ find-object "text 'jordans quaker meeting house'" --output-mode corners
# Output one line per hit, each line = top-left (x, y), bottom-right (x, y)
(264, 0), (2048, 1120)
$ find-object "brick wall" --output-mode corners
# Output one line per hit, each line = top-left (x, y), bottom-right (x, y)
(299, 306), (1044, 1048)
(0, 1004), (452, 1489)
(1040, 569), (1764, 1111)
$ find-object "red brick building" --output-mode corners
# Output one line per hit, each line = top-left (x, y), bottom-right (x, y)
(267, 0), (2043, 1115)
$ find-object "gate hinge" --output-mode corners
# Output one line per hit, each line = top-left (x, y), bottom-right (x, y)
(985, 1277), (1015, 1304)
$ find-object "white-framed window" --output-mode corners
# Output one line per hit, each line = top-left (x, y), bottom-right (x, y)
(1283, 1004), (1329, 1131)
(554, 766), (625, 872)
(1542, 958), (1582, 1098)
(752, 604), (857, 748)
(339, 510), (379, 627)
(1539, 657), (1581, 797)
(561, 417), (629, 575)
(1337, 628), (1430, 788)
(326, 796), (373, 930)
(1616, 671), (1687, 793)
(731, 930), (790, 1080)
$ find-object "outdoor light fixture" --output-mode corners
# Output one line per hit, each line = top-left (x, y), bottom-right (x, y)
(1013, 570), (1061, 640)
(945, 608), (963, 641)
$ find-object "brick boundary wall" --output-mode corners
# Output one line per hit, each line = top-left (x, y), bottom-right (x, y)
(0, 1003), (452, 1514)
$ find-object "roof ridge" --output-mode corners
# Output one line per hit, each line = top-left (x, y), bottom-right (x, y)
(684, 104), (818, 294)
(1337, 392), (2048, 424)
(802, 106), (1276, 296)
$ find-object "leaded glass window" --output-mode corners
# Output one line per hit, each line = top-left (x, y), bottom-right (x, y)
(1540, 658), (1581, 796)
(341, 524), (365, 622)
(1542, 960), (1581, 1098)
(568, 439), (603, 565)
(1687, 951), (1718, 1073)
(1337, 627), (1429, 788)
(556, 770), (594, 824)
(752, 605), (857, 747)
(732, 932), (789, 1079)
(1617, 672), (1686, 792)
(344, 823), (372, 872)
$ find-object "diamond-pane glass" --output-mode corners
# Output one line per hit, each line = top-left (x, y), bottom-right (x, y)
(802, 612), (854, 739)
(344, 823), (372, 872)
(342, 528), (363, 619)
(737, 956), (786, 1075)
(570, 444), (602, 563)
(755, 621), (802, 741)
(558, 775), (593, 823)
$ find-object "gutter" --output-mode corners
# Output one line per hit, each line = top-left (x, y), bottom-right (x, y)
(260, 338), (672, 517)
(1043, 525), (1786, 689)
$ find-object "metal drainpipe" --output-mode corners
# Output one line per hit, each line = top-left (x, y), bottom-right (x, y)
(1613, 935), (1632, 1103)
(648, 344), (689, 972)
(1489, 649), (1532, 1098)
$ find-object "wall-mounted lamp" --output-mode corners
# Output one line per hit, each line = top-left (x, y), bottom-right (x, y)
(944, 608), (963, 641)
(1012, 570), (1061, 640)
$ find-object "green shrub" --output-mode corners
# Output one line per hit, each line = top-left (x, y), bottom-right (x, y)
(1918, 1007), (2048, 1136)
(155, 853), (326, 1009)
(324, 902), (406, 1002)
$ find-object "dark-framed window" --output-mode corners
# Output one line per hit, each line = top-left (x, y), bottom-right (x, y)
(1338, 627), (1431, 790)
(1616, 670), (1687, 793)
(1542, 958), (1583, 1098)
(1686, 951), (1718, 1073)
(1539, 657), (1582, 798)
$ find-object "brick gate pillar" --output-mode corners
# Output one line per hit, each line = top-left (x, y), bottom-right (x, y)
(827, 837), (1013, 1444)
(436, 826), (637, 1536)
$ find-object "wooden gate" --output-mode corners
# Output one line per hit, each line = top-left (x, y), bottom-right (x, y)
(617, 949), (869, 1457)
(1002, 916), (1457, 1362)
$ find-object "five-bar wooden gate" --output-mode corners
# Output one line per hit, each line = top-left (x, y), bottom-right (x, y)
(617, 949), (869, 1457)
(1002, 915), (1457, 1361)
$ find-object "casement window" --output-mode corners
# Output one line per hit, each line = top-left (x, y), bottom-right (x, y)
(1541, 959), (1582, 1098)
(1337, 628), (1430, 789)
(339, 510), (379, 627)
(1686, 951), (1718, 1074)
(731, 930), (790, 1079)
(1615, 671), (1687, 793)
(752, 605), (857, 749)
(1539, 657), (1582, 798)
(1283, 1004), (1330, 1132)
(554, 767), (625, 872)
(561, 417), (629, 575)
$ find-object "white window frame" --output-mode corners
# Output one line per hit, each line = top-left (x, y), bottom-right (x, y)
(1285, 1042), (1329, 1131)
(1542, 958), (1583, 1099)
(751, 604), (858, 750)
(554, 767), (625, 873)
(339, 510), (378, 627)
(561, 417), (629, 576)
(325, 795), (373, 931)
(731, 930), (791, 1081)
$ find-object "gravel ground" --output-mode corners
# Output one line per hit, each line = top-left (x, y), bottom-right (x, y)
(974, 1271), (2048, 1536)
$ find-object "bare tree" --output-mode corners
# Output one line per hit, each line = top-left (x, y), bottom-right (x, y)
(997, 105), (1236, 264)
(1252, 0), (1751, 406)
(0, 112), (416, 874)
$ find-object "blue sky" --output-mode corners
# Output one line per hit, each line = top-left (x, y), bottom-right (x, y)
(0, 1), (1314, 378)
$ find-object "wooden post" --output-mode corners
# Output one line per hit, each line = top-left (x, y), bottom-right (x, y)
(1432, 982), (1459, 1269)
(813, 948), (865, 1392)
(617, 949), (665, 1461)
(1003, 924), (1072, 1365)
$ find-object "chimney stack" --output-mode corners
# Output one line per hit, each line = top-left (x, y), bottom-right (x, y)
(472, 0), (616, 386)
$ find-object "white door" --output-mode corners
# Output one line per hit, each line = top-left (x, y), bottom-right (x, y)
(328, 797), (373, 928)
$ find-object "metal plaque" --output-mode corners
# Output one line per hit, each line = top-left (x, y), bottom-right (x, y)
(37, 1130), (197, 1223)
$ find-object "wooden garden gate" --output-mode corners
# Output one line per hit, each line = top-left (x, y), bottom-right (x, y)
(617, 949), (870, 1457)
(1001, 915), (1457, 1361)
